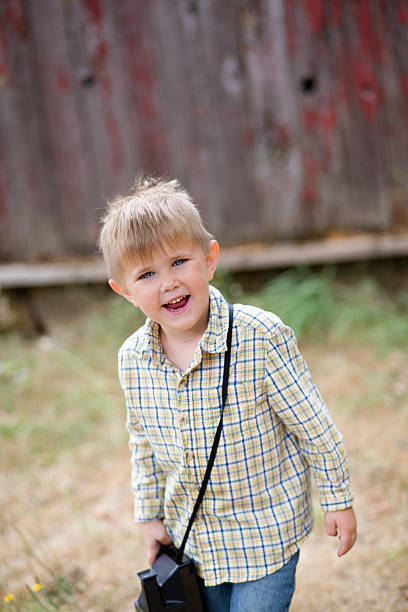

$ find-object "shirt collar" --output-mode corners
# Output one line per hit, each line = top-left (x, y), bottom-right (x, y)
(199, 285), (230, 354)
(134, 285), (230, 360)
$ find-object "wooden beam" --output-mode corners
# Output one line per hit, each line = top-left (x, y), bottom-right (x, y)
(1, 233), (408, 288)
(0, 260), (108, 288)
(220, 233), (408, 271)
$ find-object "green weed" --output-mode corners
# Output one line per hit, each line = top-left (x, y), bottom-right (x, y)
(0, 575), (77, 612)
(215, 267), (408, 351)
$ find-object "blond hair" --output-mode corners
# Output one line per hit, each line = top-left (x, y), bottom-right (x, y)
(99, 176), (213, 281)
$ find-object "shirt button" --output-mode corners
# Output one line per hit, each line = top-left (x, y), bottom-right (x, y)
(179, 378), (188, 388)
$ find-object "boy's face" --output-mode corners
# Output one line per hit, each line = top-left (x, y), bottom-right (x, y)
(110, 240), (219, 343)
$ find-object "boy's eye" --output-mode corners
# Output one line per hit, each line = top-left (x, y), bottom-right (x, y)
(138, 271), (154, 280)
(173, 259), (186, 267)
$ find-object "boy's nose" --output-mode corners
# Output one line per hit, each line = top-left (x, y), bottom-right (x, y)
(160, 272), (179, 292)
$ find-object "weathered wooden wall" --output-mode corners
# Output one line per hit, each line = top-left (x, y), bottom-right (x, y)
(0, 0), (407, 262)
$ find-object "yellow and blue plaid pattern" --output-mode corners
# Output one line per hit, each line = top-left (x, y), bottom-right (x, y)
(118, 286), (354, 585)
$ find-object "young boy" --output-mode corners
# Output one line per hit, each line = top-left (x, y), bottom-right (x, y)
(99, 177), (357, 611)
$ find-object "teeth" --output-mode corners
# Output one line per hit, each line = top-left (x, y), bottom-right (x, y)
(167, 296), (186, 305)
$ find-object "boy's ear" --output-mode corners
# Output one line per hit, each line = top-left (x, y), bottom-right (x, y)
(206, 240), (219, 281)
(108, 279), (137, 305)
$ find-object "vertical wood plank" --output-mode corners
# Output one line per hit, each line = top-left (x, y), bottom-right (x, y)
(287, 0), (341, 236)
(150, 0), (260, 244)
(194, 0), (260, 242)
(0, 14), (10, 259)
(72, 0), (131, 199)
(0, 0), (62, 261)
(109, 0), (168, 178)
(378, 0), (408, 230)
(334, 0), (390, 230)
(149, 0), (218, 229)
(242, 0), (304, 240)
(28, 0), (98, 254)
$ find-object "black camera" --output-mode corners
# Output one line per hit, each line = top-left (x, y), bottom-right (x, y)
(135, 546), (204, 611)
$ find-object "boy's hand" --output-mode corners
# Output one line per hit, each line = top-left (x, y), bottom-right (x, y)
(140, 519), (173, 566)
(324, 507), (357, 557)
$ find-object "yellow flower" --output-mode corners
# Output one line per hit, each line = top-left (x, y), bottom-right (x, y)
(3, 593), (14, 602)
(32, 583), (43, 592)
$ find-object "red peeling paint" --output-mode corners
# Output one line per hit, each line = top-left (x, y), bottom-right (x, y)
(393, 202), (406, 228)
(94, 40), (108, 66)
(82, 0), (107, 67)
(352, 58), (381, 121)
(331, 0), (342, 27)
(401, 73), (408, 122)
(82, 2), (124, 173)
(118, 5), (167, 171)
(302, 181), (317, 207)
(104, 101), (124, 172)
(243, 128), (254, 150)
(397, 1), (408, 24)
(303, 109), (319, 132)
(140, 99), (157, 119)
(274, 123), (290, 147)
(129, 55), (156, 88)
(4, 0), (28, 40)
(0, 144), (6, 220)
(195, 105), (208, 119)
(101, 71), (124, 172)
(82, 0), (103, 25)
(150, 130), (165, 148)
(302, 157), (319, 206)
(356, 0), (385, 63)
(57, 69), (71, 93)
(356, 0), (373, 57)
(302, 106), (337, 142)
(0, 19), (9, 86)
(303, 0), (324, 33)
(102, 74), (112, 95)
(321, 106), (337, 141)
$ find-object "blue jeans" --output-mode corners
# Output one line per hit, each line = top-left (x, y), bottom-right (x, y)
(199, 550), (299, 612)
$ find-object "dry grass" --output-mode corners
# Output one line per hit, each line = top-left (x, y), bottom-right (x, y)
(1, 278), (408, 611)
(292, 343), (408, 612)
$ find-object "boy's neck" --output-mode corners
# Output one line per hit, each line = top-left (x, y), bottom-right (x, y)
(159, 328), (204, 372)
(158, 297), (211, 371)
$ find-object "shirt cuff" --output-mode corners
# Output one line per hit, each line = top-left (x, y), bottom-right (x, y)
(320, 493), (355, 512)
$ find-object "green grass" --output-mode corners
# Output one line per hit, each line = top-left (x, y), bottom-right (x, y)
(1, 268), (407, 610)
(0, 575), (78, 612)
(1, 268), (407, 471)
(215, 266), (408, 351)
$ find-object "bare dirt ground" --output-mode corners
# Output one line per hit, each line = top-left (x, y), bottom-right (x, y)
(1, 301), (408, 611)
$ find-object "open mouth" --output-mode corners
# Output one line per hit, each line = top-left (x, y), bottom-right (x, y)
(163, 295), (190, 312)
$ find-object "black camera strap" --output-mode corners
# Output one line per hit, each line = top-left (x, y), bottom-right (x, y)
(176, 303), (234, 564)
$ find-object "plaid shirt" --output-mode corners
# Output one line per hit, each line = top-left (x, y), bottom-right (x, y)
(118, 286), (354, 585)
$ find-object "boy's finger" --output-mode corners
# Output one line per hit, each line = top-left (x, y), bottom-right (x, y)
(337, 530), (356, 557)
(147, 541), (161, 566)
(160, 532), (173, 546)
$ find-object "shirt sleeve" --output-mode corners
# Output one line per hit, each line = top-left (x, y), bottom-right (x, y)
(119, 349), (167, 522)
(265, 324), (354, 511)
(127, 416), (167, 522)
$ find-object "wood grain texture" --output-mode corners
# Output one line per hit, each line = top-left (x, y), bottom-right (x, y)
(2, 232), (408, 287)
(0, 0), (407, 262)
